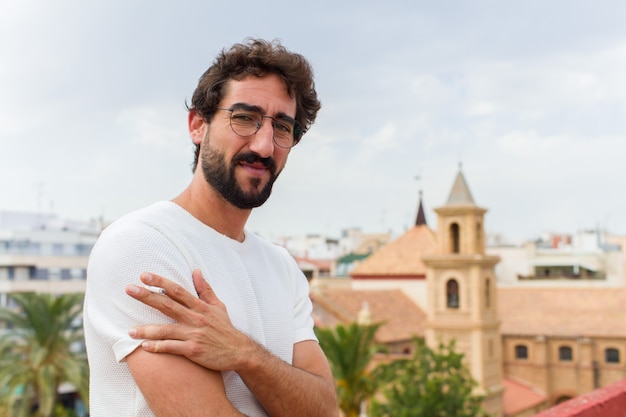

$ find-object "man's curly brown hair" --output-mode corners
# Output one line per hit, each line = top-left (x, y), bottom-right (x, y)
(187, 38), (321, 171)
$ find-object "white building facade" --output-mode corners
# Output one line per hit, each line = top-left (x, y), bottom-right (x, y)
(0, 211), (101, 305)
(489, 229), (624, 288)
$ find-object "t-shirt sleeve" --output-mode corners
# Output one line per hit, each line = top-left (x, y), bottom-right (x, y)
(84, 219), (195, 362)
(285, 253), (318, 344)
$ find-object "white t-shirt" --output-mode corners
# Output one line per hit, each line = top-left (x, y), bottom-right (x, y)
(83, 201), (316, 417)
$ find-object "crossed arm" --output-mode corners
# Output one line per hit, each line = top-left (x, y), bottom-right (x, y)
(125, 270), (338, 417)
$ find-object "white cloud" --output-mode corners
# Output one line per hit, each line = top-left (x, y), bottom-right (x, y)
(467, 101), (498, 117)
(3, 0), (626, 240)
(115, 105), (188, 151)
(496, 130), (569, 157)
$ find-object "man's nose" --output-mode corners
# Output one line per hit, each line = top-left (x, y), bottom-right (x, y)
(248, 118), (275, 157)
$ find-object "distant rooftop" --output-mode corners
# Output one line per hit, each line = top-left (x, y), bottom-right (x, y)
(351, 224), (437, 278)
(498, 287), (626, 337)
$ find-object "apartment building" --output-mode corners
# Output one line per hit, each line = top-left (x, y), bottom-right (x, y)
(489, 229), (624, 288)
(0, 211), (101, 305)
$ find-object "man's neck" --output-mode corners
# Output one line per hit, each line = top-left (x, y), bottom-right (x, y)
(173, 178), (250, 242)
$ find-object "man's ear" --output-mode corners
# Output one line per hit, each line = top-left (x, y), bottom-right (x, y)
(188, 110), (207, 145)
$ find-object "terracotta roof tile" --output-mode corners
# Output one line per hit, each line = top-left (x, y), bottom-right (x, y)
(498, 287), (626, 337)
(503, 378), (548, 415)
(351, 225), (437, 277)
(312, 288), (426, 343)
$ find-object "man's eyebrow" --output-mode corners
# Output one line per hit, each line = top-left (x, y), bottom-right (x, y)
(229, 102), (296, 123)
(229, 102), (263, 113)
(275, 112), (296, 124)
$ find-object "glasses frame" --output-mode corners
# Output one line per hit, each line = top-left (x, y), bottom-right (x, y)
(216, 107), (303, 149)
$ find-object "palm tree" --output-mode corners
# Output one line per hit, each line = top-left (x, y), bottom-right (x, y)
(0, 292), (89, 417)
(315, 322), (387, 417)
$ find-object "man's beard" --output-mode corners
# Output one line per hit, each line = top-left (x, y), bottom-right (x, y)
(200, 141), (280, 210)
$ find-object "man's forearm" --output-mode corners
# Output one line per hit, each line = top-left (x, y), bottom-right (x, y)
(237, 340), (338, 417)
(127, 271), (338, 416)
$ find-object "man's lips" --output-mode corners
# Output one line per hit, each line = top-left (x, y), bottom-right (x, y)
(233, 152), (276, 176)
(239, 161), (269, 176)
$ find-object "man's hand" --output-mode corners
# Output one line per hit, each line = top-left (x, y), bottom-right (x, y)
(126, 269), (339, 417)
(126, 269), (254, 371)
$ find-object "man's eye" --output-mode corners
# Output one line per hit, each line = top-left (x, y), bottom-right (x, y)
(273, 121), (292, 133)
(232, 112), (257, 123)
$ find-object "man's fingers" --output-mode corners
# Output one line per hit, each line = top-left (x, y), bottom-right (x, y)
(126, 283), (189, 322)
(130, 325), (201, 359)
(142, 339), (187, 356)
(127, 270), (226, 326)
(192, 269), (221, 306)
(139, 272), (199, 309)
(130, 323), (181, 341)
(125, 284), (164, 300)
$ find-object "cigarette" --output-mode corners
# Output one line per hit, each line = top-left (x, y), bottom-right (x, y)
(145, 285), (166, 295)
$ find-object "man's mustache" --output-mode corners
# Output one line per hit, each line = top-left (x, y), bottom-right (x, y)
(233, 152), (276, 173)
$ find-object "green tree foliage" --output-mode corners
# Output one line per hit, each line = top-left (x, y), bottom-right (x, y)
(370, 337), (488, 417)
(0, 292), (89, 417)
(315, 322), (387, 417)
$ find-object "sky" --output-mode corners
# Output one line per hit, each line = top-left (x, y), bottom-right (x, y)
(2, 0), (626, 243)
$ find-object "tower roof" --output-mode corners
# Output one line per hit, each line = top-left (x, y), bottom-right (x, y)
(350, 224), (437, 277)
(445, 168), (475, 206)
(415, 191), (427, 226)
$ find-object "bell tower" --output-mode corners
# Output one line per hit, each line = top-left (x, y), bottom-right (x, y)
(422, 166), (504, 416)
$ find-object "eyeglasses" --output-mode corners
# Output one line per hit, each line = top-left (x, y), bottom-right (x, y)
(217, 107), (303, 149)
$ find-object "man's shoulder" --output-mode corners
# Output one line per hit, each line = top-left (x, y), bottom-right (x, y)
(91, 201), (185, 250)
(244, 232), (294, 262)
(245, 231), (283, 250)
(101, 201), (186, 234)
(107, 201), (176, 225)
(88, 201), (198, 270)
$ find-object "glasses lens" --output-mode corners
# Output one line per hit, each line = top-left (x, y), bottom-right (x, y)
(228, 109), (302, 148)
(272, 120), (296, 148)
(230, 110), (261, 137)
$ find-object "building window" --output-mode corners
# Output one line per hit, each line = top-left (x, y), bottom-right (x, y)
(69, 268), (86, 279)
(559, 346), (573, 361)
(605, 348), (620, 364)
(450, 223), (460, 254)
(52, 243), (65, 255)
(75, 243), (94, 256)
(515, 344), (528, 359)
(446, 279), (459, 308)
(34, 268), (49, 280)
